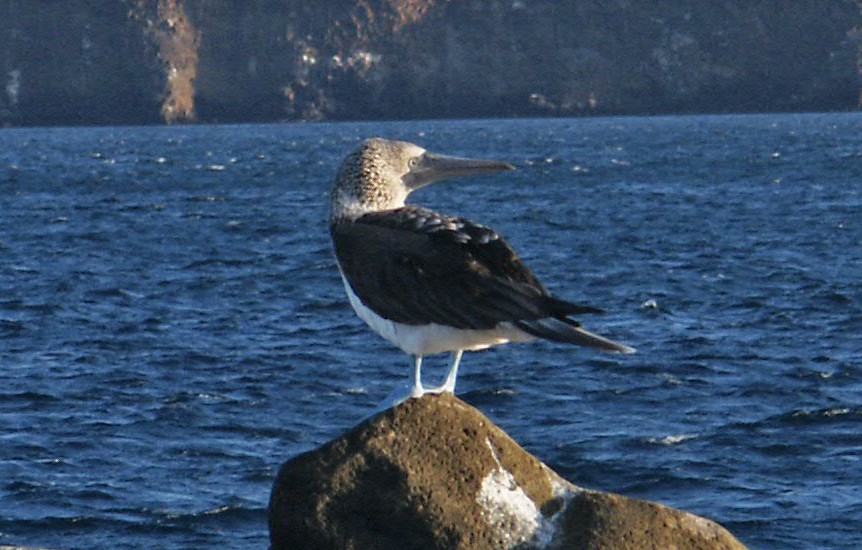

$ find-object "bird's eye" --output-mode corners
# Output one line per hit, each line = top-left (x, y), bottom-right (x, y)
(408, 157), (420, 169)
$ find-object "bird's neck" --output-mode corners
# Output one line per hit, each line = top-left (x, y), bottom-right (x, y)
(330, 184), (407, 222)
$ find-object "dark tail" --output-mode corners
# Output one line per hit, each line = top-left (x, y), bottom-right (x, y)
(514, 318), (635, 353)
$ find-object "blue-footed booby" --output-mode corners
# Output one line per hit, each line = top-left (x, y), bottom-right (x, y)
(330, 138), (634, 403)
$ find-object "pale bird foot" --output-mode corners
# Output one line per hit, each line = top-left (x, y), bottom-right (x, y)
(371, 382), (426, 415)
(422, 383), (455, 395)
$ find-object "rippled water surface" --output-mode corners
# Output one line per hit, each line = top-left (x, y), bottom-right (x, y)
(1, 114), (861, 549)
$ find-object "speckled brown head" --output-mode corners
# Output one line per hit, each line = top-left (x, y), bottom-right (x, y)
(330, 137), (514, 221)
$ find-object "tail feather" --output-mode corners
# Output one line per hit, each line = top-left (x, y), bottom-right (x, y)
(514, 318), (635, 354)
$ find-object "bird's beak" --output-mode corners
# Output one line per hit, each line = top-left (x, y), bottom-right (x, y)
(405, 152), (515, 190)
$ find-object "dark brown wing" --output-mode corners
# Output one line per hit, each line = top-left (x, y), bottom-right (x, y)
(331, 206), (601, 330)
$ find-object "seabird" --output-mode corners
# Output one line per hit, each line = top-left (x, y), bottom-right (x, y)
(330, 137), (634, 403)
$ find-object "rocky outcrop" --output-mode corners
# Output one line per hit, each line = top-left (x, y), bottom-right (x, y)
(1, 1), (860, 126)
(135, 0), (201, 123)
(268, 394), (746, 550)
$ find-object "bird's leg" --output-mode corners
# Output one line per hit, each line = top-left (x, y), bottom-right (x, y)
(426, 349), (463, 394)
(441, 349), (463, 393)
(409, 355), (426, 398)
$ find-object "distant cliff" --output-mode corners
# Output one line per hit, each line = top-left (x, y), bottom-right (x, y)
(1, 0), (860, 126)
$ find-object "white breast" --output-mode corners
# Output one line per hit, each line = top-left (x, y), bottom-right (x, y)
(339, 274), (534, 356)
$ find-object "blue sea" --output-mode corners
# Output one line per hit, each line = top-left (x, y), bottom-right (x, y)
(1, 113), (860, 549)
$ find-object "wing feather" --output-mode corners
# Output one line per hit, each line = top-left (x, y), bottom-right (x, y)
(331, 206), (600, 330)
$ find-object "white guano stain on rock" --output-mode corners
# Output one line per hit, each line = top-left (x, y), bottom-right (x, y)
(476, 437), (576, 549)
(6, 69), (21, 107)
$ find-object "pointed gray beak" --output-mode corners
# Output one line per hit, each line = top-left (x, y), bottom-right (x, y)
(404, 152), (515, 190)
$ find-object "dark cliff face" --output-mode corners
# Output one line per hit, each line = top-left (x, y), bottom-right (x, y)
(1, 0), (860, 126)
(0, 2), (161, 126)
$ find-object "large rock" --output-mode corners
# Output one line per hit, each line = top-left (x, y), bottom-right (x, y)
(268, 394), (746, 550)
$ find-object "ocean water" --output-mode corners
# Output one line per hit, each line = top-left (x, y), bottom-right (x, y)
(0, 113), (860, 549)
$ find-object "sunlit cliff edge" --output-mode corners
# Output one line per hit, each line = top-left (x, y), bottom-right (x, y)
(1, 1), (861, 127)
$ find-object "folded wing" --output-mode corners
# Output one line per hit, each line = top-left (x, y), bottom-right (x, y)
(331, 206), (606, 333)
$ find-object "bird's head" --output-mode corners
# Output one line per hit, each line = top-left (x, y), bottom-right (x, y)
(331, 137), (514, 220)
